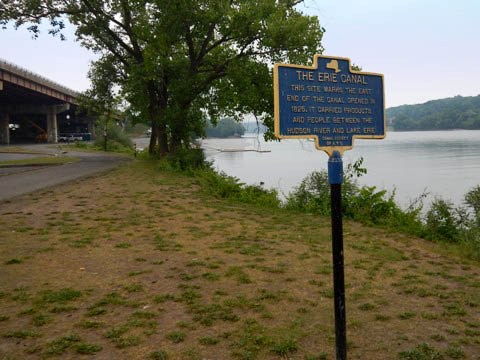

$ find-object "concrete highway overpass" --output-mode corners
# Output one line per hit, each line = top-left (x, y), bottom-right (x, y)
(0, 58), (94, 144)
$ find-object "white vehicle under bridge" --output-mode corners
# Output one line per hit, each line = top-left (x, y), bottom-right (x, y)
(0, 58), (95, 145)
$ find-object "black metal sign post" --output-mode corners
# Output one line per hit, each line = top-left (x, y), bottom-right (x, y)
(273, 55), (385, 360)
(328, 151), (346, 359)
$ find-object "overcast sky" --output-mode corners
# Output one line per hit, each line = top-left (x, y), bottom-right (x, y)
(1, 0), (479, 108)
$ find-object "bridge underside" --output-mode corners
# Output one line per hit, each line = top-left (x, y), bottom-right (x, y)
(0, 63), (94, 145)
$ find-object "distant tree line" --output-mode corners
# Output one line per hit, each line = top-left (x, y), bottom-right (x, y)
(243, 121), (268, 134)
(205, 118), (245, 138)
(387, 95), (480, 130)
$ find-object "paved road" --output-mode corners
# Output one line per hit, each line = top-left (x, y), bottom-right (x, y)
(0, 144), (130, 201)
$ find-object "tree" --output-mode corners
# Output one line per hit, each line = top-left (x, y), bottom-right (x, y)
(205, 118), (245, 138)
(1, 0), (324, 157)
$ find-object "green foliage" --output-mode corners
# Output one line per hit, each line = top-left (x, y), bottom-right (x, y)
(206, 118), (245, 138)
(232, 319), (270, 359)
(444, 346), (466, 359)
(150, 351), (169, 360)
(465, 185), (480, 225)
(284, 170), (331, 215)
(422, 191), (480, 259)
(4, 258), (22, 265)
(166, 148), (209, 171)
(199, 336), (219, 345)
(75, 343), (103, 355)
(285, 158), (423, 234)
(165, 331), (186, 343)
(94, 124), (133, 152)
(194, 169), (280, 208)
(40, 288), (82, 304)
(125, 122), (149, 136)
(284, 157), (479, 259)
(425, 199), (460, 242)
(43, 333), (81, 356)
(270, 338), (298, 356)
(398, 343), (443, 360)
(388, 95), (480, 130)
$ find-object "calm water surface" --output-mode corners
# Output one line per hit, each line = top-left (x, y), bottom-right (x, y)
(203, 130), (480, 208)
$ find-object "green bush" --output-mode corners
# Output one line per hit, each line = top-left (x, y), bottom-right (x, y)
(284, 170), (331, 215)
(285, 158), (424, 234)
(94, 125), (133, 152)
(425, 199), (460, 242)
(167, 148), (208, 171)
(195, 168), (280, 208)
(465, 185), (480, 225)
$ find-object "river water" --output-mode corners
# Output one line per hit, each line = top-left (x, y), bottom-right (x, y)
(202, 130), (480, 209)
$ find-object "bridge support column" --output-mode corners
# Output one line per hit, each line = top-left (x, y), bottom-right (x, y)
(46, 109), (58, 143)
(45, 104), (70, 143)
(0, 113), (9, 145)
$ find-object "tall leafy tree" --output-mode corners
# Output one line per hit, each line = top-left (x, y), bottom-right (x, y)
(1, 0), (325, 156)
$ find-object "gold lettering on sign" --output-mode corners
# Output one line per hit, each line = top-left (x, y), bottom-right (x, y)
(340, 74), (368, 85)
(346, 128), (361, 134)
(290, 84), (304, 91)
(306, 85), (323, 92)
(296, 71), (314, 81)
(318, 106), (342, 113)
(287, 128), (311, 135)
(347, 98), (369, 104)
(327, 97), (344, 104)
(323, 86), (343, 93)
(291, 106), (307, 112)
(343, 107), (372, 115)
(363, 127), (376, 134)
(313, 128), (330, 134)
(318, 73), (338, 82)
(358, 88), (372, 95)
(307, 117), (330, 124)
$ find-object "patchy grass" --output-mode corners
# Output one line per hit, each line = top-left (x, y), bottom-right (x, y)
(0, 160), (479, 359)
(0, 156), (79, 167)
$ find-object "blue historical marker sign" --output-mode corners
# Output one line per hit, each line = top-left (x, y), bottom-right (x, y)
(274, 55), (385, 155)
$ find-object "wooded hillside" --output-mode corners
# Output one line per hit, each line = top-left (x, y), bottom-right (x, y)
(387, 95), (480, 130)
(205, 118), (245, 138)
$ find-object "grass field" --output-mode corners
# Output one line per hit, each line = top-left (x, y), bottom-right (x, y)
(0, 161), (478, 359)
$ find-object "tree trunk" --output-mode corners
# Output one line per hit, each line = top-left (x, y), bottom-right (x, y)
(149, 119), (158, 154)
(158, 122), (168, 157)
(147, 79), (169, 158)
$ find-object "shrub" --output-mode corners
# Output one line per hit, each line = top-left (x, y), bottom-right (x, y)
(167, 148), (208, 171)
(284, 170), (331, 215)
(94, 124), (133, 151)
(195, 169), (280, 208)
(465, 185), (480, 225)
(425, 199), (460, 242)
(285, 158), (424, 234)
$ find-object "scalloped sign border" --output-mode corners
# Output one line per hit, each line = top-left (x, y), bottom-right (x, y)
(274, 54), (385, 156)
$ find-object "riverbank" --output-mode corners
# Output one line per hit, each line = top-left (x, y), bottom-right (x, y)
(204, 130), (480, 209)
(0, 160), (478, 359)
